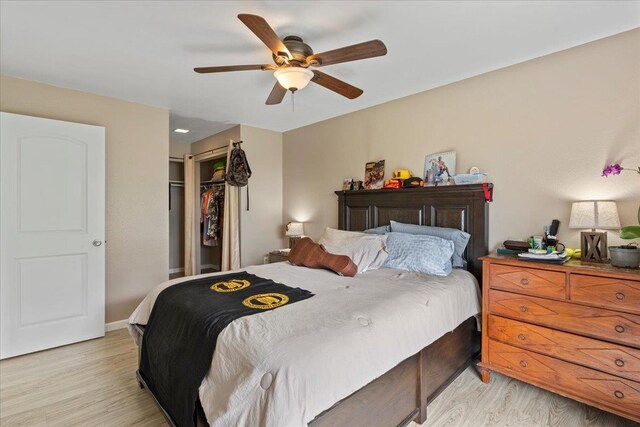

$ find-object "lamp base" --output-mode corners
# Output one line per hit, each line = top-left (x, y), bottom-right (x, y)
(580, 231), (608, 263)
(289, 236), (303, 249)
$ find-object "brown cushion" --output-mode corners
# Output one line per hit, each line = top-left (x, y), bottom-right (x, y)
(288, 237), (357, 277)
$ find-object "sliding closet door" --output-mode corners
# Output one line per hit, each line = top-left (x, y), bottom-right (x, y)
(0, 112), (105, 359)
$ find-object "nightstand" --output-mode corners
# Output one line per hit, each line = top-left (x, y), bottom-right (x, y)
(478, 254), (640, 423)
(268, 250), (290, 264)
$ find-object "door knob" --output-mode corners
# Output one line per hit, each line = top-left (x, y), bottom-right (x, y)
(92, 240), (103, 247)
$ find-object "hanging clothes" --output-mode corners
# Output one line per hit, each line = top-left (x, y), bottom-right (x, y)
(201, 185), (225, 246)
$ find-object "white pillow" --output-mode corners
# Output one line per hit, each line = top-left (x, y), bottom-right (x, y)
(319, 228), (388, 273)
(320, 227), (367, 240)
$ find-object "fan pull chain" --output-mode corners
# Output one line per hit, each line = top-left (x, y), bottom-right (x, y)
(291, 90), (295, 112)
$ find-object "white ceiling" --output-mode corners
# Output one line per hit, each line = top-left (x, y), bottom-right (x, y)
(2, 1), (639, 139)
(169, 115), (236, 144)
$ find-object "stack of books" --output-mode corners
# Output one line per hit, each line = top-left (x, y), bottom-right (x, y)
(496, 247), (526, 255)
(517, 251), (570, 264)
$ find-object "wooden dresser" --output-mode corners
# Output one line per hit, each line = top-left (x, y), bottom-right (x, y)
(479, 255), (640, 422)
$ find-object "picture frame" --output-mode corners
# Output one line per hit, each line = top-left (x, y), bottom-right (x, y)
(424, 151), (456, 185)
(364, 160), (385, 190)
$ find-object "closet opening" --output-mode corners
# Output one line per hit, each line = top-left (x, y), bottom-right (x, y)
(169, 157), (185, 280)
(168, 149), (228, 279)
(168, 151), (227, 279)
(168, 123), (242, 278)
(196, 155), (226, 275)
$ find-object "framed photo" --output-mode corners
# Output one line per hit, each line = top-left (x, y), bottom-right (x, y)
(364, 160), (385, 190)
(342, 178), (353, 191)
(424, 151), (456, 185)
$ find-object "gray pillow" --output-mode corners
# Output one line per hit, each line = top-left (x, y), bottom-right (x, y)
(363, 225), (390, 235)
(383, 232), (454, 276)
(389, 220), (470, 268)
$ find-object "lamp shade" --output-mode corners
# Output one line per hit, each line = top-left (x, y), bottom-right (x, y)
(274, 67), (313, 91)
(569, 200), (621, 230)
(285, 222), (304, 236)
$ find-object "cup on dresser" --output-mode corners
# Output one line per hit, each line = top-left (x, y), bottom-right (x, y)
(533, 236), (543, 250)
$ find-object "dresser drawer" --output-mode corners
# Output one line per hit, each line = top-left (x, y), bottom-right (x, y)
(489, 289), (640, 348)
(489, 315), (640, 382)
(571, 274), (640, 315)
(489, 264), (566, 299)
(488, 339), (640, 422)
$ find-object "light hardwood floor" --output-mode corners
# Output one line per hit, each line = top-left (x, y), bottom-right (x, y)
(1, 329), (637, 427)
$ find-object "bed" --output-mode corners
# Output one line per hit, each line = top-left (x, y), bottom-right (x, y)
(130, 183), (492, 426)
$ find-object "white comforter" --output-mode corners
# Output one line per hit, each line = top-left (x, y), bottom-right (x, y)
(128, 263), (481, 427)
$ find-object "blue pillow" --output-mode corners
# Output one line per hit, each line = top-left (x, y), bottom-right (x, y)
(383, 232), (454, 276)
(363, 225), (390, 235)
(389, 221), (470, 268)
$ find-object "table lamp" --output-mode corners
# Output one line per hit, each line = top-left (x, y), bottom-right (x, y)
(569, 200), (620, 262)
(285, 222), (305, 248)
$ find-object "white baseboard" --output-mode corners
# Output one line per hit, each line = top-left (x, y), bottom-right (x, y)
(105, 319), (129, 332)
(169, 267), (184, 274)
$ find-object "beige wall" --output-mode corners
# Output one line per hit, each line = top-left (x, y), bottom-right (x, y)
(169, 142), (191, 158)
(239, 125), (284, 265)
(191, 126), (241, 155)
(0, 75), (169, 323)
(283, 29), (640, 250)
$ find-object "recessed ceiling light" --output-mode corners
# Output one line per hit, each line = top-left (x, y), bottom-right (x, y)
(173, 128), (190, 133)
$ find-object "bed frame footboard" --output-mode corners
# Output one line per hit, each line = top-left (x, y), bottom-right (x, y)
(309, 316), (480, 427)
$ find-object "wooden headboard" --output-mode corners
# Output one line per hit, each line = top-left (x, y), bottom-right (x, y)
(335, 183), (492, 281)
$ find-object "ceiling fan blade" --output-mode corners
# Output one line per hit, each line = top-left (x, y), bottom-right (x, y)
(194, 64), (271, 74)
(311, 71), (363, 99)
(238, 14), (292, 59)
(306, 40), (387, 67)
(266, 82), (287, 105)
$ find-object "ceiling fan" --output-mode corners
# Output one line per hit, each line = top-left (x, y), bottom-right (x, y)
(194, 14), (388, 105)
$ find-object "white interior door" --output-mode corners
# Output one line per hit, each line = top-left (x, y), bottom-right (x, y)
(1, 112), (105, 359)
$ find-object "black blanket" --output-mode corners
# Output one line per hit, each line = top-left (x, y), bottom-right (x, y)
(138, 272), (314, 426)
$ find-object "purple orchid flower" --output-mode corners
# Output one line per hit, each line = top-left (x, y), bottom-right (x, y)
(602, 164), (623, 177)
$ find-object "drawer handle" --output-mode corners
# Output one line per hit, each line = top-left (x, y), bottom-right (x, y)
(518, 334), (527, 341)
(615, 292), (625, 300)
(614, 390), (624, 399)
(519, 360), (528, 368)
(519, 306), (528, 313)
(520, 278), (529, 285)
(615, 325), (625, 333)
(615, 359), (625, 367)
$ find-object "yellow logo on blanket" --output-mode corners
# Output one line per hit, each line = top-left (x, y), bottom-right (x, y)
(210, 279), (250, 292)
(242, 293), (289, 309)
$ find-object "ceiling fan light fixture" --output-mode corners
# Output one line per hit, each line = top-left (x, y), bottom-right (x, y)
(274, 67), (314, 91)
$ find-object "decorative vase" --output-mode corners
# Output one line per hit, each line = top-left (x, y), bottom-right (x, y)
(609, 245), (640, 268)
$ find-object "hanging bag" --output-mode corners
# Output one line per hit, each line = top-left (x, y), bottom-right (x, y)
(225, 141), (252, 210)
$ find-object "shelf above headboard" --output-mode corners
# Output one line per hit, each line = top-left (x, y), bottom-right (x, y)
(335, 184), (492, 282)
